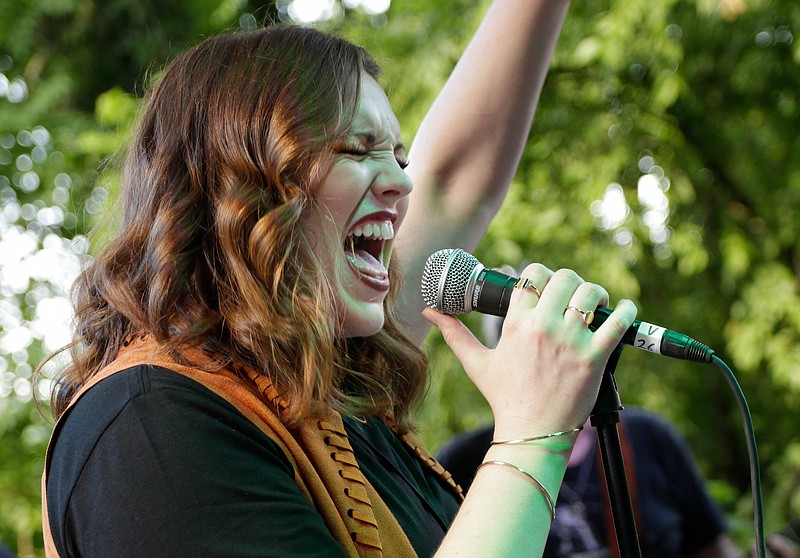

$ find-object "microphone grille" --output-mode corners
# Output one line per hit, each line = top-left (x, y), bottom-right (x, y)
(421, 248), (481, 314)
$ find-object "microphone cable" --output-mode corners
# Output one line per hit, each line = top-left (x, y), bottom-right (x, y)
(711, 354), (765, 557)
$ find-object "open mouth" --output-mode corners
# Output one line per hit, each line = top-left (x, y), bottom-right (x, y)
(344, 220), (394, 282)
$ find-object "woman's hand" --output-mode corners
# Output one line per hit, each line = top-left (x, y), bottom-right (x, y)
(422, 263), (637, 441)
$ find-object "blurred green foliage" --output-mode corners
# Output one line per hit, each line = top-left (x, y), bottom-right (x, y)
(1, 0), (799, 554)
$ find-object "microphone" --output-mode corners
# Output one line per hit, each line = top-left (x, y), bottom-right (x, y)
(421, 248), (714, 363)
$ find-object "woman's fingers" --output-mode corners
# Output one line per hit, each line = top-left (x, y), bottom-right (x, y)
(533, 269), (594, 318)
(590, 298), (638, 354)
(564, 281), (609, 326)
(507, 266), (634, 355)
(505, 263), (552, 317)
(421, 308), (490, 378)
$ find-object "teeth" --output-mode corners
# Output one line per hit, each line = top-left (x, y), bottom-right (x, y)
(346, 220), (394, 241)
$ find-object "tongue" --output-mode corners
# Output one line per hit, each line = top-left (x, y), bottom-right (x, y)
(348, 248), (387, 278)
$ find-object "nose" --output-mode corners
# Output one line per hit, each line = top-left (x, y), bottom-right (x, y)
(371, 159), (413, 201)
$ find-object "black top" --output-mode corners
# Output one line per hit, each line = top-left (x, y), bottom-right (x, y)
(46, 365), (459, 557)
(437, 409), (728, 558)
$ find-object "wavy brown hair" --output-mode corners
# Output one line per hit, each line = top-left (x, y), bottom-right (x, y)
(48, 25), (428, 431)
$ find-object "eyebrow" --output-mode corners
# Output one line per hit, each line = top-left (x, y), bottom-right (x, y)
(351, 131), (406, 152)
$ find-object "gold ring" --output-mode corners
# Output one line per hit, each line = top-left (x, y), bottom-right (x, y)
(514, 277), (541, 297)
(565, 306), (595, 325)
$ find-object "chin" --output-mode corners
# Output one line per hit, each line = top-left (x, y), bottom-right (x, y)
(342, 304), (386, 338)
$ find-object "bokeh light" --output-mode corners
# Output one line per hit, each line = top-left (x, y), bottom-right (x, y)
(0, 121), (86, 403)
(343, 0), (391, 15)
(283, 0), (340, 22)
(591, 182), (630, 232)
(637, 156), (672, 249)
(590, 155), (674, 254)
(279, 0), (391, 23)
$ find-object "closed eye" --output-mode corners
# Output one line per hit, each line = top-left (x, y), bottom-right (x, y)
(336, 145), (369, 159)
(334, 138), (408, 168)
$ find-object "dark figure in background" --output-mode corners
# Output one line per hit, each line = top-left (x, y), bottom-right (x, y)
(438, 412), (742, 557)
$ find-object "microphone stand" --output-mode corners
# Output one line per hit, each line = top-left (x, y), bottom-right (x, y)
(590, 344), (642, 558)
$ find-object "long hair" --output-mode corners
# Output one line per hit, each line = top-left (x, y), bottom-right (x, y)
(48, 25), (428, 431)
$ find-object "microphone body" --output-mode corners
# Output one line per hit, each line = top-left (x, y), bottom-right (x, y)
(421, 248), (714, 363)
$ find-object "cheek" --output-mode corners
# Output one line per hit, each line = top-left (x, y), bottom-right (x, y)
(300, 210), (340, 268)
(314, 173), (364, 232)
(395, 197), (410, 228)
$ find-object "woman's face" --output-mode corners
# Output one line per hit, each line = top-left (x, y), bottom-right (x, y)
(306, 73), (413, 338)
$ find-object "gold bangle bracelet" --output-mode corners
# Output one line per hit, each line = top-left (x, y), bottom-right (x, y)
(476, 460), (556, 521)
(491, 426), (583, 446)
